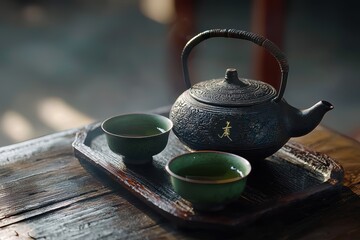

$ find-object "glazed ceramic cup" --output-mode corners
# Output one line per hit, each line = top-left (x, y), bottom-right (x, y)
(165, 151), (251, 211)
(101, 113), (173, 164)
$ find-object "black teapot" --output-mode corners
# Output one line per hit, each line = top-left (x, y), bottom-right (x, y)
(170, 29), (333, 160)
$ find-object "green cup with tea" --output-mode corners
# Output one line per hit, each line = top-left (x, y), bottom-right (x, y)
(165, 151), (251, 211)
(101, 113), (173, 164)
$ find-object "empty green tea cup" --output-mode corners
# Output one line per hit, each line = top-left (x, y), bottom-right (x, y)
(101, 113), (173, 164)
(165, 151), (251, 211)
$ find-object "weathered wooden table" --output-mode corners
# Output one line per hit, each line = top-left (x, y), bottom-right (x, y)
(1, 108), (359, 239)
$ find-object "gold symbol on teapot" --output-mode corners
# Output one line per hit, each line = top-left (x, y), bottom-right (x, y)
(218, 121), (232, 141)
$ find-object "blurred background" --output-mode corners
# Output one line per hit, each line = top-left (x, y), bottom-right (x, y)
(0, 0), (359, 147)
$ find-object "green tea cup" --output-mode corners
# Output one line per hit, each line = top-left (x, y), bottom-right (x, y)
(165, 151), (251, 211)
(101, 113), (173, 164)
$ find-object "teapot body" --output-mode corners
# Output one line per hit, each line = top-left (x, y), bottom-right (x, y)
(170, 91), (290, 160)
(170, 29), (333, 160)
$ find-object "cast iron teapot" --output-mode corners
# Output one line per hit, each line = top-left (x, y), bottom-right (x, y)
(170, 29), (333, 160)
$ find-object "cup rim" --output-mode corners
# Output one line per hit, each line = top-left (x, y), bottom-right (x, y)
(165, 150), (251, 184)
(101, 113), (173, 139)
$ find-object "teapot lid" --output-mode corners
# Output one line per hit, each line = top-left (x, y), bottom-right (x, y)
(190, 68), (277, 106)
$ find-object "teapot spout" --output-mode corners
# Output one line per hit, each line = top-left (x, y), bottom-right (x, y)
(288, 101), (334, 137)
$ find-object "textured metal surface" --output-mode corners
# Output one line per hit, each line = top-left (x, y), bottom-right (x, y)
(190, 77), (277, 106)
(181, 29), (288, 102)
(170, 92), (289, 160)
(172, 29), (333, 160)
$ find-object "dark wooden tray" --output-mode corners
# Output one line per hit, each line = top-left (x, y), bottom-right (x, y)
(72, 122), (344, 231)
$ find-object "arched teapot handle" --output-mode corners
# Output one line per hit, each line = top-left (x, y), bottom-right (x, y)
(181, 29), (289, 102)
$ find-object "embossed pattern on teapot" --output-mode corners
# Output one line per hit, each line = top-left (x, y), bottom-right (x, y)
(170, 29), (333, 160)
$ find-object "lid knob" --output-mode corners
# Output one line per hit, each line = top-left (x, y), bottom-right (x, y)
(225, 68), (247, 86)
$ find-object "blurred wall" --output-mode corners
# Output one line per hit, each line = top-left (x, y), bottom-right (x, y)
(0, 0), (359, 146)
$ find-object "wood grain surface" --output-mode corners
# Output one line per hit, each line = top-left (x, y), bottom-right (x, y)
(72, 123), (344, 231)
(295, 125), (360, 190)
(0, 110), (359, 239)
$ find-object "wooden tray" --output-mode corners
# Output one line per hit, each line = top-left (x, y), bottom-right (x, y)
(72, 122), (344, 231)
